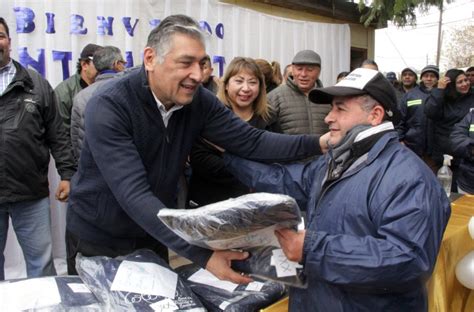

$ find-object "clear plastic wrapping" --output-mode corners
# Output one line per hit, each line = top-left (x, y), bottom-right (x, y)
(158, 193), (302, 250)
(231, 246), (307, 289)
(0, 275), (103, 311)
(75, 249), (206, 311)
(176, 263), (286, 312)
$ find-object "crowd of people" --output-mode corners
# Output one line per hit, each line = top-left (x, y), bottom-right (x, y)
(1, 12), (472, 311)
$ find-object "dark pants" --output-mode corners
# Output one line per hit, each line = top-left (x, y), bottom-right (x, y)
(66, 230), (169, 275)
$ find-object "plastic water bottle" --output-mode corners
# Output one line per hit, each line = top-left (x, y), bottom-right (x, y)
(437, 154), (453, 197)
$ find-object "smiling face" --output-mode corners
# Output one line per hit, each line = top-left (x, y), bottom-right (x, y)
(324, 96), (384, 146)
(225, 69), (260, 112)
(0, 23), (11, 67)
(144, 33), (206, 109)
(292, 64), (320, 94)
(455, 74), (470, 94)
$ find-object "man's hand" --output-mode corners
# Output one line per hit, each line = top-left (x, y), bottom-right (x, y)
(275, 228), (306, 262)
(206, 250), (253, 284)
(319, 132), (331, 154)
(55, 180), (70, 202)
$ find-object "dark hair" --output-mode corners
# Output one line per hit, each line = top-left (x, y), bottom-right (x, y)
(361, 59), (378, 70)
(336, 71), (350, 82)
(444, 68), (466, 101)
(467, 66), (474, 73)
(0, 17), (10, 37)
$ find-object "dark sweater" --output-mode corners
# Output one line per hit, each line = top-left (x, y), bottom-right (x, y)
(67, 66), (320, 268)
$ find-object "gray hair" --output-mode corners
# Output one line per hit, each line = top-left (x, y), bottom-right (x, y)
(93, 46), (123, 72)
(356, 94), (379, 112)
(146, 14), (204, 64)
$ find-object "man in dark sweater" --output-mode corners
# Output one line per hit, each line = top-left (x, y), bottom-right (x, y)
(66, 14), (326, 283)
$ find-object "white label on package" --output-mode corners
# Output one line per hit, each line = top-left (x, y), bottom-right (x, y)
(188, 269), (238, 293)
(219, 301), (231, 310)
(67, 283), (92, 293)
(3, 277), (61, 311)
(111, 260), (177, 299)
(245, 281), (265, 292)
(150, 298), (179, 311)
(272, 249), (299, 277)
(206, 225), (280, 250)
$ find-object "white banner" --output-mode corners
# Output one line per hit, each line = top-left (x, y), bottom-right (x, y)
(2, 0), (350, 87)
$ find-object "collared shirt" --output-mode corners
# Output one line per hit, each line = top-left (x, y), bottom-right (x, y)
(0, 59), (16, 95)
(151, 91), (183, 127)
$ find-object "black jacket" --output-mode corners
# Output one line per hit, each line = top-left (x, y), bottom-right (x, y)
(396, 84), (434, 156)
(450, 109), (474, 193)
(0, 60), (76, 204)
(425, 88), (474, 164)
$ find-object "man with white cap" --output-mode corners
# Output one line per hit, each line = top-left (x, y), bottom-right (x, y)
(224, 68), (450, 311)
(268, 50), (330, 136)
(397, 65), (439, 169)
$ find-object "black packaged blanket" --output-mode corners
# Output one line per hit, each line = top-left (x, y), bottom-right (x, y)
(158, 193), (302, 250)
(0, 275), (102, 311)
(176, 263), (286, 312)
(75, 249), (206, 311)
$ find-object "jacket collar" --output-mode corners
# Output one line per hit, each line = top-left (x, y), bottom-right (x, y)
(10, 59), (34, 90)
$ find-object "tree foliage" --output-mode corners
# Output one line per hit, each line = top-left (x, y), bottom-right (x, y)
(443, 24), (474, 68)
(358, 0), (454, 27)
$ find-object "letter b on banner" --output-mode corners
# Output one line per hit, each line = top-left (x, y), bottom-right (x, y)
(13, 7), (35, 33)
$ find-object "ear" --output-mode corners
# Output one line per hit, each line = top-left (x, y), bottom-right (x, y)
(368, 105), (385, 125)
(143, 47), (156, 71)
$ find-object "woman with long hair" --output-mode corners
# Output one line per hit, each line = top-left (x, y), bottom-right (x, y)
(425, 68), (473, 190)
(188, 57), (281, 206)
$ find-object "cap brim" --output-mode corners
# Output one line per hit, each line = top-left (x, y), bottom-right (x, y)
(309, 86), (366, 104)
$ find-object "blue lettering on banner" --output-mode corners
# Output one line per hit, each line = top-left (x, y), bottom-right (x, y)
(216, 23), (224, 39)
(45, 13), (56, 34)
(13, 7), (35, 33)
(122, 17), (139, 37)
(18, 47), (45, 77)
(11, 6), (228, 80)
(97, 16), (114, 36)
(70, 14), (88, 34)
(199, 21), (212, 36)
(149, 19), (161, 28)
(213, 55), (226, 77)
(125, 51), (134, 68)
(52, 51), (72, 80)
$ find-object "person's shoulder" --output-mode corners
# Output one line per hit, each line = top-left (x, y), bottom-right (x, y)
(55, 73), (79, 91)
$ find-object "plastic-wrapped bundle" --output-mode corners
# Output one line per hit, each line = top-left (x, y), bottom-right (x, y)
(176, 263), (286, 312)
(158, 193), (302, 250)
(75, 249), (206, 311)
(231, 246), (307, 289)
(0, 275), (103, 311)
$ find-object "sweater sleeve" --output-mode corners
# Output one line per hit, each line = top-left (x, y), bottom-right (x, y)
(84, 93), (213, 268)
(202, 95), (321, 162)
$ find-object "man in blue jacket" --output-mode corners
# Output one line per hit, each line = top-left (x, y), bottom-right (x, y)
(396, 65), (439, 170)
(224, 68), (451, 310)
(66, 15), (327, 283)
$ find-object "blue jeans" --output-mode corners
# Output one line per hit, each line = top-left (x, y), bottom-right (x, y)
(0, 197), (56, 280)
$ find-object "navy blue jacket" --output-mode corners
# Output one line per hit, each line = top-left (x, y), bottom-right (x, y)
(425, 88), (474, 164)
(67, 67), (320, 268)
(450, 109), (474, 193)
(396, 84), (434, 156)
(224, 130), (450, 311)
